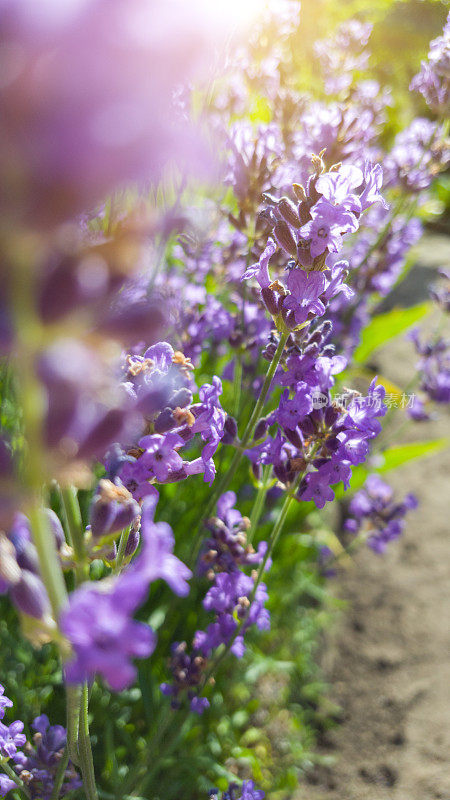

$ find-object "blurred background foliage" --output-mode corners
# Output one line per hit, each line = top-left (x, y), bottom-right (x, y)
(1, 1), (448, 798)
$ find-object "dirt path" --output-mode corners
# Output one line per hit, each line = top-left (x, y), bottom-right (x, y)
(297, 235), (450, 800)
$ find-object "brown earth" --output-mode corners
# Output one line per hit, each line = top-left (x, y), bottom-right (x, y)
(297, 234), (450, 800)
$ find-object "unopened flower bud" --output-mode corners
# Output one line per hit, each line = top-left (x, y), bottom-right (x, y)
(261, 287), (280, 316)
(274, 220), (297, 258)
(253, 417), (269, 441)
(45, 509), (66, 549)
(90, 479), (140, 539)
(222, 415), (238, 444)
(124, 525), (140, 559)
(277, 197), (301, 228)
(10, 572), (51, 620)
(297, 240), (313, 268)
(292, 183), (307, 202)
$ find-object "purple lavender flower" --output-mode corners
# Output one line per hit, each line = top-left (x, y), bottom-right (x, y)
(0, 719), (26, 759)
(13, 714), (82, 800)
(0, 775), (16, 797)
(209, 780), (265, 800)
(89, 479), (140, 540)
(410, 13), (450, 113)
(242, 239), (277, 289)
(408, 328), (450, 414)
(299, 198), (358, 258)
(277, 385), (313, 429)
(200, 492), (267, 577)
(344, 474), (418, 554)
(315, 20), (372, 95)
(0, 0), (242, 226)
(61, 577), (157, 690)
(315, 165), (363, 213)
(283, 269), (326, 325)
(62, 496), (191, 689)
(0, 687), (12, 721)
(138, 432), (185, 482)
(126, 495), (192, 597)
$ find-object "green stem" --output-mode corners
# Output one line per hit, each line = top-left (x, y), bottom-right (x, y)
(61, 487), (89, 584)
(49, 747), (70, 800)
(9, 241), (68, 622)
(232, 353), (243, 419)
(77, 684), (98, 800)
(115, 525), (131, 573)
(27, 503), (68, 620)
(188, 331), (289, 563)
(66, 684), (81, 767)
(247, 464), (272, 545)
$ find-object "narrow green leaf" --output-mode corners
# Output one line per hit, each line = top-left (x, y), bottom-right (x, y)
(353, 302), (431, 364)
(378, 438), (449, 471)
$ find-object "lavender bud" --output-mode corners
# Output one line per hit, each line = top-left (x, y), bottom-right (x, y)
(251, 462), (262, 481)
(284, 427), (303, 448)
(261, 287), (280, 316)
(253, 417), (269, 441)
(298, 201), (312, 225)
(277, 197), (301, 227)
(124, 526), (140, 558)
(90, 479), (140, 540)
(223, 416), (238, 443)
(274, 221), (297, 258)
(154, 408), (177, 433)
(281, 305), (297, 331)
(10, 572), (50, 620)
(297, 241), (313, 268)
(16, 542), (40, 575)
(45, 509), (65, 550)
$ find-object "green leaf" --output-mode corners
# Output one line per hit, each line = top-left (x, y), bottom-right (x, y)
(353, 302), (431, 364)
(378, 438), (449, 471)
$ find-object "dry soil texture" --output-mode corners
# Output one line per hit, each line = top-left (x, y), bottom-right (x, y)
(298, 234), (450, 800)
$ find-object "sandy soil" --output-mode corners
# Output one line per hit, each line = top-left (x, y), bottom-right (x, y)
(297, 235), (450, 800)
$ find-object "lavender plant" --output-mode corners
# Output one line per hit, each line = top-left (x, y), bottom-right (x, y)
(0, 1), (449, 799)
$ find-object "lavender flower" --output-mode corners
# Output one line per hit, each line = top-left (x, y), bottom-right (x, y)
(13, 715), (81, 800)
(344, 474), (418, 554)
(209, 781), (265, 800)
(61, 496), (191, 689)
(410, 13), (450, 113)
(0, 0), (244, 226)
(161, 495), (269, 712)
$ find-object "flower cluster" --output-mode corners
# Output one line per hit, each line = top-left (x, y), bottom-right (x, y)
(199, 492), (268, 577)
(209, 781), (264, 800)
(344, 474), (418, 554)
(0, 688), (80, 799)
(112, 341), (227, 496)
(410, 12), (450, 113)
(61, 496), (191, 690)
(0, 512), (64, 625)
(161, 494), (269, 713)
(408, 328), (450, 420)
(314, 20), (373, 95)
(13, 715), (82, 800)
(241, 155), (389, 508)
